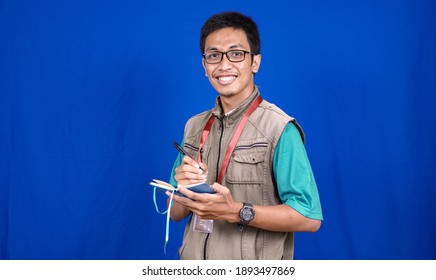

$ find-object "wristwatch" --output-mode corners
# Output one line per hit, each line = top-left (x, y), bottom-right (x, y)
(238, 202), (255, 230)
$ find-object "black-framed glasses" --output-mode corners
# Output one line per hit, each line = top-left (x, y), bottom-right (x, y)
(202, 50), (254, 64)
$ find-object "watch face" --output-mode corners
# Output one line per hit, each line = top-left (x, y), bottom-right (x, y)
(242, 207), (254, 221)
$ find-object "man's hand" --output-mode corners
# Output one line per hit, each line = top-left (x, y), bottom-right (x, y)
(174, 156), (208, 186)
(170, 183), (242, 223)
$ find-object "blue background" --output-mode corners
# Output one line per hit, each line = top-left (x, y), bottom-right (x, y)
(1, 0), (435, 260)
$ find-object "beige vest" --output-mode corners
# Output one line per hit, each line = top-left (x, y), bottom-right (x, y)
(179, 88), (304, 260)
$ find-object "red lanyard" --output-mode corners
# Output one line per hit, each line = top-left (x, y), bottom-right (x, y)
(197, 95), (263, 183)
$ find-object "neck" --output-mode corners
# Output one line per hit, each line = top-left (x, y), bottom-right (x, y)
(219, 86), (256, 114)
(220, 97), (239, 114)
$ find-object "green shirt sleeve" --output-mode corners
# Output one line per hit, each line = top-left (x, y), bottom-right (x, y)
(273, 122), (323, 220)
(169, 145), (183, 187)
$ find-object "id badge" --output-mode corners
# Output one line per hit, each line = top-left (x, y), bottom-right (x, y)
(192, 214), (214, 233)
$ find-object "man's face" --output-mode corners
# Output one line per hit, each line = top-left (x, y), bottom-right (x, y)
(202, 27), (261, 100)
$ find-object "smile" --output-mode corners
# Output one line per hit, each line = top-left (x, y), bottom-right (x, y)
(216, 75), (237, 84)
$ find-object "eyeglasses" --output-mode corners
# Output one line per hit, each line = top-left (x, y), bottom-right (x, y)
(203, 50), (254, 64)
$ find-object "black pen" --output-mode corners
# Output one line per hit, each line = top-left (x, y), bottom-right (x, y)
(173, 141), (205, 172)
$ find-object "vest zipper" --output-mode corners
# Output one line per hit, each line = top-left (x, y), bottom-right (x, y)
(203, 116), (224, 260)
(216, 117), (225, 182)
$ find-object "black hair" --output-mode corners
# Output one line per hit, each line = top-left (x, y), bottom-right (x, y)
(200, 11), (261, 55)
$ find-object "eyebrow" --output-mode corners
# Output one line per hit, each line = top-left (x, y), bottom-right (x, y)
(205, 44), (246, 52)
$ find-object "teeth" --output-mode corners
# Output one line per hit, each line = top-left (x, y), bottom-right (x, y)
(218, 76), (236, 81)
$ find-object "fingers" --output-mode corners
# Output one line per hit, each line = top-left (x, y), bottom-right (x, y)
(174, 156), (207, 186)
(176, 186), (211, 203)
(170, 184), (237, 221)
(210, 183), (230, 196)
(169, 190), (192, 206)
(174, 169), (207, 186)
(182, 156), (204, 173)
(198, 162), (208, 174)
(173, 187), (227, 220)
(182, 156), (208, 175)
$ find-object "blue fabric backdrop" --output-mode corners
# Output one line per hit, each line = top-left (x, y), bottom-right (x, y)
(1, 0), (435, 260)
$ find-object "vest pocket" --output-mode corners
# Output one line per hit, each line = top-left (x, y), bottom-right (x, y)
(183, 141), (200, 160)
(226, 142), (268, 184)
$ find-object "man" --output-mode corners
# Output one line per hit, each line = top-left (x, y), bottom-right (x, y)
(167, 11), (323, 260)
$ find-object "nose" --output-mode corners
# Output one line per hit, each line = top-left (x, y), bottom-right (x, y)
(218, 53), (233, 69)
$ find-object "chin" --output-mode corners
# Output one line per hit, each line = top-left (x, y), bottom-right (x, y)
(213, 85), (236, 97)
(218, 90), (236, 97)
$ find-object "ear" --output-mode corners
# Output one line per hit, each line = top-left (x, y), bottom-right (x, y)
(202, 58), (207, 74)
(251, 54), (261, 73)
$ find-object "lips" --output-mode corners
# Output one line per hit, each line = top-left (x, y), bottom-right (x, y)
(215, 74), (237, 85)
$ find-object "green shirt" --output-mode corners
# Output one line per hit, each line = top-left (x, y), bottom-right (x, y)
(169, 122), (323, 221)
(273, 122), (323, 220)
